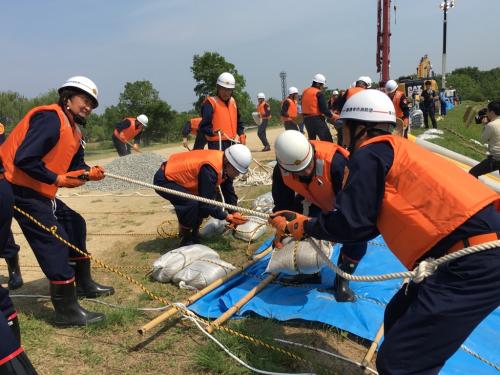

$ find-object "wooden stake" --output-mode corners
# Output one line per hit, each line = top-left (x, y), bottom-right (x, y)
(205, 273), (278, 334)
(138, 246), (273, 335)
(252, 158), (272, 172)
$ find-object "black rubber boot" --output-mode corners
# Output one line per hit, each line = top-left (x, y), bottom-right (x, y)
(8, 315), (21, 344)
(333, 255), (358, 302)
(72, 258), (115, 298)
(50, 282), (105, 327)
(0, 351), (38, 375)
(280, 273), (322, 285)
(6, 255), (23, 290)
(179, 227), (194, 246)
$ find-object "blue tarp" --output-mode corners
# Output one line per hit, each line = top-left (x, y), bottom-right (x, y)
(190, 236), (499, 374)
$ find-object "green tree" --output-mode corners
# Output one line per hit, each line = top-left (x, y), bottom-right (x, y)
(191, 51), (254, 124)
(267, 97), (283, 125)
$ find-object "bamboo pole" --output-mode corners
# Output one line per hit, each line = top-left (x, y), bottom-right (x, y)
(361, 323), (384, 372)
(205, 272), (278, 334)
(252, 158), (272, 172)
(126, 141), (142, 153)
(138, 246), (273, 335)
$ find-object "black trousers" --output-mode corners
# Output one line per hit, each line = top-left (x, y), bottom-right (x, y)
(192, 132), (208, 150)
(304, 116), (333, 142)
(469, 156), (500, 178)
(422, 107), (437, 129)
(377, 247), (500, 375)
(257, 119), (270, 147)
(112, 134), (131, 156)
(284, 121), (301, 132)
(207, 140), (235, 151)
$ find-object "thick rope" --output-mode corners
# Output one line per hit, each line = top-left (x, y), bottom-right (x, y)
(105, 172), (268, 219)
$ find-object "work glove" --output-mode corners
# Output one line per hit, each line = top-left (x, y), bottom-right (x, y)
(88, 165), (105, 181)
(268, 210), (310, 248)
(239, 134), (247, 145)
(55, 170), (87, 188)
(225, 212), (248, 229)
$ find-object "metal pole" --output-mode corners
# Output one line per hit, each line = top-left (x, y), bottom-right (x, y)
(441, 4), (448, 89)
(381, 0), (391, 82)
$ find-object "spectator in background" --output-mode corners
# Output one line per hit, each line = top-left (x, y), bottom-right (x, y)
(421, 80), (438, 129)
(469, 101), (500, 178)
(439, 88), (447, 117)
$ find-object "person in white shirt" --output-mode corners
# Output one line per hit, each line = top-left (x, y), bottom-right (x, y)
(470, 101), (500, 177)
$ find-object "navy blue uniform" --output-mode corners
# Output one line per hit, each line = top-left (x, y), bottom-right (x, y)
(153, 164), (236, 229)
(112, 118), (143, 156)
(199, 99), (244, 151)
(9, 111), (90, 282)
(257, 102), (271, 149)
(303, 141), (500, 374)
(421, 89), (438, 129)
(304, 90), (333, 142)
(181, 121), (207, 150)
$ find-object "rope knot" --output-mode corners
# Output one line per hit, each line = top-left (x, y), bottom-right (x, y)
(50, 225), (58, 234)
(413, 258), (437, 283)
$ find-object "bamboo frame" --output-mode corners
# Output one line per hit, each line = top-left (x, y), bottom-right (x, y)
(138, 246), (273, 335)
(361, 323), (384, 372)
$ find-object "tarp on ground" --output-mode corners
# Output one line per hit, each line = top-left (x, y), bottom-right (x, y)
(189, 236), (500, 374)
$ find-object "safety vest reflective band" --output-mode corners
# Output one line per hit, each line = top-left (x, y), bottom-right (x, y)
(205, 96), (238, 142)
(346, 87), (364, 99)
(1, 104), (81, 199)
(301, 87), (321, 116)
(114, 118), (143, 142)
(391, 91), (404, 119)
(281, 98), (298, 122)
(281, 141), (349, 211)
(190, 117), (202, 135)
(360, 135), (500, 269)
(164, 150), (224, 195)
(257, 101), (271, 120)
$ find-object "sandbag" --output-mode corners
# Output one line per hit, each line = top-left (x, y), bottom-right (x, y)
(172, 258), (236, 290)
(265, 238), (332, 275)
(233, 219), (267, 242)
(199, 217), (226, 238)
(151, 244), (219, 283)
(252, 112), (262, 126)
(252, 191), (274, 214)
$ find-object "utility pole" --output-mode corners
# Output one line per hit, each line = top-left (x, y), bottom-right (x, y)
(280, 71), (287, 100)
(440, 0), (455, 89)
(376, 0), (391, 83)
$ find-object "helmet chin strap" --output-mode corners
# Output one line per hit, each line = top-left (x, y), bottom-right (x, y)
(63, 104), (87, 127)
(347, 124), (367, 153)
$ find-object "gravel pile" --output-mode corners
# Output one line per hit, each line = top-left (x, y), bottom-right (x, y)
(84, 152), (166, 191)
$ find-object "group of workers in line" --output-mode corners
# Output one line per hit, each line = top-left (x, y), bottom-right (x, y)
(0, 70), (498, 375)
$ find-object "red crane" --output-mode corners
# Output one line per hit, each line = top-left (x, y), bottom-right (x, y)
(376, 0), (391, 84)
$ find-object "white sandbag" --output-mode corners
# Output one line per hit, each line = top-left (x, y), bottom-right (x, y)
(151, 244), (220, 283)
(265, 238), (332, 275)
(199, 217), (226, 238)
(233, 219), (267, 242)
(252, 191), (274, 214)
(173, 258), (236, 290)
(252, 112), (262, 125)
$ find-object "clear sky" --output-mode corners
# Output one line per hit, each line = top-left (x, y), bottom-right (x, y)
(1, 0), (498, 113)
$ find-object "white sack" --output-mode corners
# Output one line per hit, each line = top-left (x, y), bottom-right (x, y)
(252, 191), (274, 214)
(199, 217), (226, 238)
(173, 258), (236, 290)
(233, 219), (267, 242)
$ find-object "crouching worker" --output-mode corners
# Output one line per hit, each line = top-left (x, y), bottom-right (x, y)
(269, 89), (500, 375)
(112, 114), (148, 156)
(272, 130), (367, 301)
(153, 144), (252, 246)
(0, 76), (115, 327)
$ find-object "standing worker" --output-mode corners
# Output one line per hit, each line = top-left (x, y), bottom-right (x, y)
(272, 131), (367, 301)
(0, 123), (23, 290)
(112, 114), (148, 156)
(269, 89), (500, 375)
(1, 76), (115, 327)
(181, 117), (206, 150)
(421, 80), (438, 129)
(256, 93), (271, 151)
(281, 87), (300, 131)
(301, 74), (335, 142)
(335, 76), (372, 111)
(199, 72), (246, 151)
(153, 144), (252, 245)
(385, 80), (410, 138)
(469, 101), (500, 178)
(327, 90), (340, 111)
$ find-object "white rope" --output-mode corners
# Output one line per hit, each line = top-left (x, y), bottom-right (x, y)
(461, 345), (500, 372)
(174, 303), (317, 375)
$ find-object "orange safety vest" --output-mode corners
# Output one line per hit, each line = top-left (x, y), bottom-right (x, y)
(114, 118), (143, 142)
(281, 141), (349, 211)
(281, 98), (298, 122)
(1, 104), (82, 199)
(189, 117), (202, 135)
(360, 135), (500, 269)
(257, 101), (272, 120)
(205, 96), (238, 142)
(390, 91), (405, 119)
(301, 87), (321, 116)
(164, 150), (224, 195)
(346, 87), (364, 99)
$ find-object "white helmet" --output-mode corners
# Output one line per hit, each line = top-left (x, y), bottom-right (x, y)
(58, 76), (99, 108)
(385, 80), (398, 94)
(288, 86), (299, 95)
(313, 73), (326, 85)
(356, 76), (372, 88)
(332, 90), (339, 95)
(216, 72), (236, 89)
(340, 89), (396, 124)
(275, 130), (313, 173)
(257, 92), (266, 99)
(225, 144), (252, 174)
(137, 114), (148, 127)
